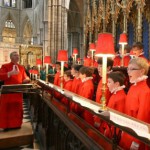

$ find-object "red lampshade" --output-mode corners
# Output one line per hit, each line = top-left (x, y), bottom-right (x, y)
(95, 33), (115, 57)
(89, 43), (96, 51)
(57, 50), (68, 62)
(36, 59), (42, 65)
(32, 70), (38, 74)
(119, 33), (128, 44)
(73, 48), (78, 55)
(29, 69), (33, 74)
(44, 56), (51, 64)
(77, 58), (80, 62)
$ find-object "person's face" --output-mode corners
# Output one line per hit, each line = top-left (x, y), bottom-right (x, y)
(98, 64), (102, 77)
(71, 68), (76, 76)
(98, 64), (111, 77)
(107, 78), (117, 92)
(79, 73), (86, 80)
(64, 74), (69, 81)
(127, 63), (143, 82)
(132, 47), (143, 57)
(11, 52), (19, 63)
(55, 64), (60, 71)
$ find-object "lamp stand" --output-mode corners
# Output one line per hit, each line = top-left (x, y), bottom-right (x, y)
(91, 50), (94, 66)
(100, 56), (107, 110)
(101, 83), (107, 110)
(60, 61), (64, 89)
(121, 44), (125, 67)
(74, 54), (77, 64)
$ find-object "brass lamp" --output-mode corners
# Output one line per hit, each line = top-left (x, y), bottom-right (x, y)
(73, 48), (78, 64)
(57, 50), (68, 89)
(95, 33), (115, 110)
(89, 43), (96, 66)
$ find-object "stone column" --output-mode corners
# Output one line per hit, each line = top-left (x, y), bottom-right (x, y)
(47, 0), (69, 63)
(136, 2), (143, 42)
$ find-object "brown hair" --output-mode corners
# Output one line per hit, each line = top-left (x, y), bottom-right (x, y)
(108, 71), (125, 86)
(64, 70), (73, 79)
(79, 66), (93, 77)
(132, 42), (143, 50)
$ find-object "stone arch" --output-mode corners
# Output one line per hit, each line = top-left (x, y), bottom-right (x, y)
(68, 0), (83, 58)
(1, 13), (17, 43)
(21, 15), (33, 44)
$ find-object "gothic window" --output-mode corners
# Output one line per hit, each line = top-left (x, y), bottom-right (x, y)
(5, 20), (15, 29)
(4, 0), (10, 6)
(23, 0), (32, 8)
(4, 0), (16, 7)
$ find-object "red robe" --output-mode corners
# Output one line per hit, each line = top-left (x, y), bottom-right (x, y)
(84, 57), (92, 67)
(71, 77), (82, 94)
(113, 55), (121, 67)
(103, 90), (126, 138)
(77, 79), (94, 126)
(113, 55), (130, 67)
(95, 78), (111, 105)
(70, 77), (82, 112)
(120, 80), (150, 150)
(61, 80), (73, 106)
(54, 71), (61, 86)
(0, 62), (28, 129)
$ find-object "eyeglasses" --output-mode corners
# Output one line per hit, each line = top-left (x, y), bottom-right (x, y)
(127, 68), (141, 71)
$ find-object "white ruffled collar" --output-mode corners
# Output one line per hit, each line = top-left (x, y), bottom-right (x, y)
(130, 75), (148, 85)
(111, 85), (125, 94)
(82, 77), (93, 83)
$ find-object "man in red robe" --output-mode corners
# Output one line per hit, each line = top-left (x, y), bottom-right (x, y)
(0, 51), (30, 130)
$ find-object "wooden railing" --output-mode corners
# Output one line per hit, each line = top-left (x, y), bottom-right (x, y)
(28, 79), (150, 150)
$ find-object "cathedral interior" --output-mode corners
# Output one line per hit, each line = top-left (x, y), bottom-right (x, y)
(0, 0), (150, 150)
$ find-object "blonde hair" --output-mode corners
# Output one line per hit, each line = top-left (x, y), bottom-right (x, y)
(129, 57), (149, 75)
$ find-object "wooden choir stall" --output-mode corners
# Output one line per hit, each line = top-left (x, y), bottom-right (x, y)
(26, 79), (150, 150)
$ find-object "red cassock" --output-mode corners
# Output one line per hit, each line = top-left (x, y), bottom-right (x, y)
(0, 62), (28, 129)
(95, 78), (111, 105)
(103, 90), (126, 138)
(77, 79), (94, 126)
(70, 77), (82, 112)
(113, 55), (130, 67)
(113, 55), (121, 67)
(120, 80), (150, 150)
(93, 61), (98, 67)
(61, 80), (73, 106)
(53, 71), (64, 99)
(54, 71), (61, 86)
(71, 77), (82, 94)
(84, 57), (92, 67)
